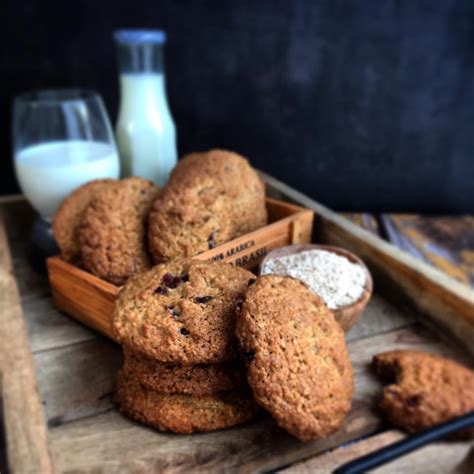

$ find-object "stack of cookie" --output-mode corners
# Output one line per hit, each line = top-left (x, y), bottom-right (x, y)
(52, 149), (268, 286)
(53, 176), (160, 285)
(112, 258), (260, 433)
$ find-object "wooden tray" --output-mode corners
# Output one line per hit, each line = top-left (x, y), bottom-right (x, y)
(46, 197), (313, 339)
(1, 175), (473, 474)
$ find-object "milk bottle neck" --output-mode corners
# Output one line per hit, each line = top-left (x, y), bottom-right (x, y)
(114, 30), (167, 74)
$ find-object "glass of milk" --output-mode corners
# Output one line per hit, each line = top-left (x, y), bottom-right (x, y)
(114, 29), (177, 186)
(12, 89), (120, 221)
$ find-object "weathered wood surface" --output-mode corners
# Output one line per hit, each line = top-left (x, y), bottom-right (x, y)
(263, 173), (474, 356)
(44, 325), (470, 473)
(343, 213), (380, 235)
(382, 214), (474, 287)
(283, 430), (474, 473)
(0, 210), (54, 473)
(342, 212), (474, 289)
(1, 191), (474, 473)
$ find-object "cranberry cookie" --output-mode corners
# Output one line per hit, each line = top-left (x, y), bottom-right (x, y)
(373, 350), (474, 437)
(148, 149), (267, 263)
(112, 259), (255, 364)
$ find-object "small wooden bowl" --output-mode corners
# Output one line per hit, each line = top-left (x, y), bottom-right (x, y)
(259, 244), (373, 332)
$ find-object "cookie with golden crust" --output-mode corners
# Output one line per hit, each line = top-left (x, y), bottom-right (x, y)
(115, 368), (258, 433)
(123, 346), (246, 395)
(78, 177), (160, 285)
(112, 259), (255, 364)
(52, 179), (114, 263)
(235, 275), (353, 442)
(373, 350), (474, 437)
(148, 149), (267, 263)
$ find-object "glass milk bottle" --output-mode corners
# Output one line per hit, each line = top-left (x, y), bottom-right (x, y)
(114, 30), (177, 186)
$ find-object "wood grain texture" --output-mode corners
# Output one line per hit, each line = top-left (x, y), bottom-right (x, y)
(35, 338), (122, 426)
(45, 325), (468, 473)
(283, 430), (474, 473)
(343, 213), (380, 235)
(22, 296), (95, 353)
(47, 257), (118, 340)
(263, 173), (474, 355)
(0, 210), (54, 473)
(345, 293), (416, 342)
(382, 214), (474, 287)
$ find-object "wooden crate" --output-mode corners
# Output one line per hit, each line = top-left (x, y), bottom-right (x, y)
(46, 197), (313, 339)
(1, 176), (473, 474)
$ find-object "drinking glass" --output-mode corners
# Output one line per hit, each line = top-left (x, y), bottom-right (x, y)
(13, 89), (120, 222)
(12, 89), (120, 264)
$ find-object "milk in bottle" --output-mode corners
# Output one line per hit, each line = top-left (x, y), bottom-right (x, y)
(114, 30), (177, 186)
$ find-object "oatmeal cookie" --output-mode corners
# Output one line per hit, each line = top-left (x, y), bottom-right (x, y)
(235, 275), (353, 442)
(123, 346), (246, 395)
(115, 368), (258, 433)
(78, 177), (159, 285)
(52, 179), (114, 263)
(112, 259), (255, 364)
(148, 149), (267, 263)
(373, 350), (474, 437)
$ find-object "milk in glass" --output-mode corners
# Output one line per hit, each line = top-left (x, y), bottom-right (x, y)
(15, 140), (119, 220)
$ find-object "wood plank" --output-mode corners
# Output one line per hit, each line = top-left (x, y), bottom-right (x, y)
(49, 410), (378, 474)
(12, 261), (51, 303)
(382, 214), (474, 287)
(345, 293), (416, 342)
(35, 338), (122, 426)
(342, 213), (380, 236)
(262, 173), (474, 355)
(23, 296), (96, 353)
(0, 194), (24, 206)
(0, 211), (54, 473)
(46, 324), (467, 473)
(282, 429), (474, 473)
(48, 257), (118, 340)
(0, 199), (51, 302)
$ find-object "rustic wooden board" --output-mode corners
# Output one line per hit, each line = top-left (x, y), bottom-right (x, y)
(0, 208), (54, 473)
(283, 430), (474, 473)
(381, 214), (474, 287)
(1, 180), (473, 473)
(45, 325), (470, 473)
(342, 212), (380, 236)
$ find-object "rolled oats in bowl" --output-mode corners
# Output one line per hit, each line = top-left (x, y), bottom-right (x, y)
(261, 249), (367, 310)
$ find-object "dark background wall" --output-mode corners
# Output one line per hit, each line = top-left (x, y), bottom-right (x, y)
(2, 0), (474, 212)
